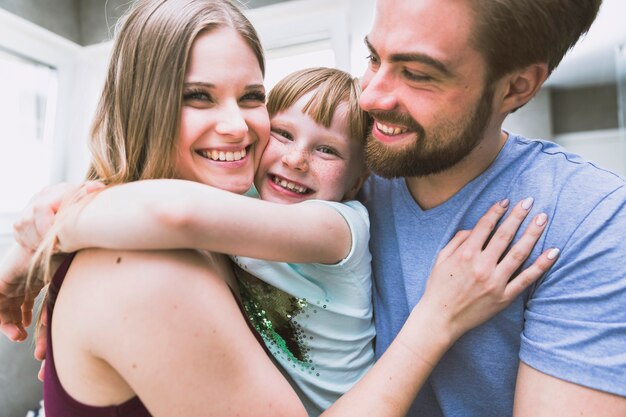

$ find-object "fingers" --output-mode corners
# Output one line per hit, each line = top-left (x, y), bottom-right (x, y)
(83, 180), (106, 194)
(13, 182), (76, 251)
(38, 360), (46, 382)
(503, 247), (560, 301)
(34, 313), (47, 361)
(21, 296), (35, 328)
(495, 211), (548, 279)
(436, 230), (471, 264)
(13, 214), (42, 251)
(463, 199), (510, 251)
(482, 197), (535, 263)
(0, 322), (27, 342)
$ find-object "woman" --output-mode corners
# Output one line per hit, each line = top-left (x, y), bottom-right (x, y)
(1, 0), (556, 416)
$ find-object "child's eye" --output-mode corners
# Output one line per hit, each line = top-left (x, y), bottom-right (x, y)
(318, 146), (338, 156)
(271, 128), (293, 141)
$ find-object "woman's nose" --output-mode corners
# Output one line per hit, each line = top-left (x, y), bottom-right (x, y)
(215, 103), (248, 139)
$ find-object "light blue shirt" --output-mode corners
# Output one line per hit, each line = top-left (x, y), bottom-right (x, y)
(361, 133), (626, 416)
(233, 200), (375, 416)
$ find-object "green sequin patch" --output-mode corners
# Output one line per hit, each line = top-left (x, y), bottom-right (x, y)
(238, 269), (312, 368)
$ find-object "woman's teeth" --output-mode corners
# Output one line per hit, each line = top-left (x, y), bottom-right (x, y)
(272, 176), (309, 194)
(198, 148), (246, 161)
(376, 122), (408, 136)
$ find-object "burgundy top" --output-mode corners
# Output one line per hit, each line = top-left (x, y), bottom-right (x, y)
(43, 254), (269, 416)
(44, 253), (152, 417)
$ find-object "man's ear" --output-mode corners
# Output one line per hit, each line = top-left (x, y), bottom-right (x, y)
(344, 169), (370, 201)
(496, 63), (548, 114)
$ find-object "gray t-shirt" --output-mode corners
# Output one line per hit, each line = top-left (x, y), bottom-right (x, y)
(360, 132), (626, 416)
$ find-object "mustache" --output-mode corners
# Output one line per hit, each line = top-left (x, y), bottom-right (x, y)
(367, 110), (424, 133)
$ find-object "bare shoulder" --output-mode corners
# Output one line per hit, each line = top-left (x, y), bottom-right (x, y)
(61, 248), (236, 323)
(55, 248), (305, 416)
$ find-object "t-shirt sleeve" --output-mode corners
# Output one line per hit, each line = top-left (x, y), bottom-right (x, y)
(519, 185), (626, 396)
(301, 200), (371, 272)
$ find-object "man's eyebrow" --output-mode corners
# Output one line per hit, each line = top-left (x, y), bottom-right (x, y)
(364, 36), (452, 77)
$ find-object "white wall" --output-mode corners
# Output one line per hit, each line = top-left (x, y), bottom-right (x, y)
(503, 88), (554, 140)
(555, 129), (626, 177)
(0, 9), (81, 253)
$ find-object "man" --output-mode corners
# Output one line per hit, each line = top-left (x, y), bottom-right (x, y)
(358, 0), (626, 415)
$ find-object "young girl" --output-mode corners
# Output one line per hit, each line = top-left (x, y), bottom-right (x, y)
(0, 0), (557, 416)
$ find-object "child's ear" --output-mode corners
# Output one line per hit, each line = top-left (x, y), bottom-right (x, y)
(343, 169), (370, 201)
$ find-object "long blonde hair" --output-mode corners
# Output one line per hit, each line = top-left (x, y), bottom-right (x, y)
(89, 0), (264, 184)
(27, 0), (265, 308)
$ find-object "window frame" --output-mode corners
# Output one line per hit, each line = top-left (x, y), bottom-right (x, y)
(0, 8), (80, 241)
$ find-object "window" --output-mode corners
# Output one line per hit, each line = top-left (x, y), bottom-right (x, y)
(265, 40), (336, 90)
(0, 48), (58, 214)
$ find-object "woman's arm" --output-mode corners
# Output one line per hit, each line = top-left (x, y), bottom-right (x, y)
(65, 199), (555, 417)
(323, 199), (557, 416)
(56, 179), (351, 264)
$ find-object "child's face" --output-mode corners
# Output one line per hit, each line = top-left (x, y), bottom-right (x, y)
(254, 95), (366, 204)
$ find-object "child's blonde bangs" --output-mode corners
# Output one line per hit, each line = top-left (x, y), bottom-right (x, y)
(267, 67), (371, 144)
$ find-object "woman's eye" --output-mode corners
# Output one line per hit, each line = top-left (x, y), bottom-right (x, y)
(241, 91), (266, 103)
(183, 90), (212, 102)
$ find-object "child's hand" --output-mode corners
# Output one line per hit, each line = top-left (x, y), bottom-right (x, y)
(419, 198), (558, 343)
(13, 181), (105, 251)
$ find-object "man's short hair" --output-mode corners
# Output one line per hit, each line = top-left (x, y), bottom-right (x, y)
(469, 0), (602, 81)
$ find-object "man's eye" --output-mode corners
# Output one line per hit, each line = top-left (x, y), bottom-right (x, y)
(366, 54), (380, 66)
(402, 69), (433, 82)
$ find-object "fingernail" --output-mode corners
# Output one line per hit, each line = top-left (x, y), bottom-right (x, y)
(521, 197), (534, 210)
(535, 213), (547, 226)
(547, 248), (560, 260)
(499, 198), (510, 208)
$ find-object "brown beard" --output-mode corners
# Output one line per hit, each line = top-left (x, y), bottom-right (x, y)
(365, 85), (494, 178)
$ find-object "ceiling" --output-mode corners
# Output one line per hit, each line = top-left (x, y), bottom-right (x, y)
(1, 0), (623, 88)
(0, 0), (296, 46)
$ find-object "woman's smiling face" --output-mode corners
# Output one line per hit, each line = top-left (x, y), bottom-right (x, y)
(174, 26), (269, 194)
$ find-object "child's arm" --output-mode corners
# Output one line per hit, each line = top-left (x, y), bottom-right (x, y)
(56, 179), (352, 264)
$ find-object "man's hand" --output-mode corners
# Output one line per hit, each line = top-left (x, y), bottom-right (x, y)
(0, 244), (43, 341)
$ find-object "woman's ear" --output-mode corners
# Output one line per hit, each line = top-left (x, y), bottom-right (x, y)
(496, 63), (548, 114)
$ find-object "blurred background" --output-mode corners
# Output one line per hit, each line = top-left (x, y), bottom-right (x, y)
(0, 0), (625, 413)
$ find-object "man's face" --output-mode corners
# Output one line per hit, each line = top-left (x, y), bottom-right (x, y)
(360, 0), (495, 178)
